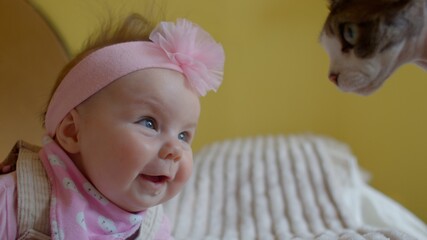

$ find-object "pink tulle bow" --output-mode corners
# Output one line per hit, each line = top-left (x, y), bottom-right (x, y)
(150, 19), (225, 96)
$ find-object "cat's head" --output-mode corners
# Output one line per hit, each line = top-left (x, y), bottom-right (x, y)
(320, 0), (423, 95)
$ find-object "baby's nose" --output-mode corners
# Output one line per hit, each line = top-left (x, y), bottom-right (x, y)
(159, 140), (182, 161)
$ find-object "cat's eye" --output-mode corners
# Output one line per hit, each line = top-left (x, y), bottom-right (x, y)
(342, 23), (358, 46)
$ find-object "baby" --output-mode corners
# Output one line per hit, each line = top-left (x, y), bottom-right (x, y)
(0, 14), (224, 239)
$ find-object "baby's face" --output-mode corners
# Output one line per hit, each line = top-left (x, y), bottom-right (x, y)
(73, 68), (200, 212)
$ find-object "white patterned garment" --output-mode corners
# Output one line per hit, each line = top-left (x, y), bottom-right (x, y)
(164, 134), (427, 239)
(39, 136), (152, 240)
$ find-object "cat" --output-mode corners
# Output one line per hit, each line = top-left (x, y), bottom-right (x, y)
(320, 0), (427, 95)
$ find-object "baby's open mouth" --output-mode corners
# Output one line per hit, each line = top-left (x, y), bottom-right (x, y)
(140, 174), (170, 183)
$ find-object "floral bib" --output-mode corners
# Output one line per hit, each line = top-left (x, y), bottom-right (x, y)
(39, 136), (145, 240)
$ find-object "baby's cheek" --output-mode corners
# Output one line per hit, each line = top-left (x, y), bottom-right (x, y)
(173, 158), (193, 190)
(162, 160), (192, 203)
(180, 157), (193, 180)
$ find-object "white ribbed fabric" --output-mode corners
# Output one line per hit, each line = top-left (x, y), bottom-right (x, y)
(163, 134), (417, 240)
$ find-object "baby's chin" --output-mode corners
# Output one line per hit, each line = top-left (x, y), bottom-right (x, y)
(121, 198), (164, 213)
(116, 189), (170, 213)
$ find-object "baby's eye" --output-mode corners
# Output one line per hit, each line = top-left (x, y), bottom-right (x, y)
(178, 132), (190, 142)
(136, 117), (157, 130)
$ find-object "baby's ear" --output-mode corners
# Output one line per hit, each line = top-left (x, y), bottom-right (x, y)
(55, 109), (80, 154)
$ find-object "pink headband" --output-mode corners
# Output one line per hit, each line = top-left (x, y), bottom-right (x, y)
(45, 18), (225, 136)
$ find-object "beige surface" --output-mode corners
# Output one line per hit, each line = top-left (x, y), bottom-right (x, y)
(0, 0), (68, 158)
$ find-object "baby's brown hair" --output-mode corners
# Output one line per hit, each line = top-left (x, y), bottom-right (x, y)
(42, 13), (157, 126)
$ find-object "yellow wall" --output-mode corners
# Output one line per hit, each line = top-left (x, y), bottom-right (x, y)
(0, 0), (67, 158)
(27, 0), (427, 222)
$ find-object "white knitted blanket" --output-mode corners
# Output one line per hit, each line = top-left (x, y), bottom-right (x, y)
(163, 134), (418, 240)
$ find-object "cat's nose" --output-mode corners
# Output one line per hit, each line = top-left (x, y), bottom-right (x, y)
(328, 73), (339, 85)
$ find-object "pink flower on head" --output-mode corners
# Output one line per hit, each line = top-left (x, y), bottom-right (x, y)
(149, 18), (225, 96)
